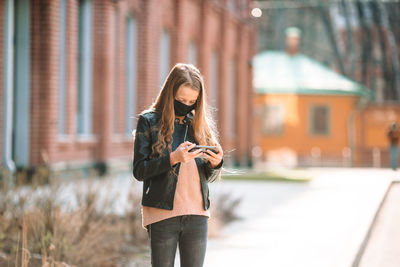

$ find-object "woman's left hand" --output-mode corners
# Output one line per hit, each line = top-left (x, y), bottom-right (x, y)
(202, 143), (223, 168)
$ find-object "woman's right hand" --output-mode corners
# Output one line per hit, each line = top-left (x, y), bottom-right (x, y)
(170, 141), (202, 166)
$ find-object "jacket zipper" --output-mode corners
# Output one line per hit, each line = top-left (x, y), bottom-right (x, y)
(146, 180), (152, 194)
(183, 124), (188, 142)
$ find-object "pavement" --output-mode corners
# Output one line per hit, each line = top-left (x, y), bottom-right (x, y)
(358, 181), (400, 267)
(200, 168), (397, 267)
(56, 167), (398, 266)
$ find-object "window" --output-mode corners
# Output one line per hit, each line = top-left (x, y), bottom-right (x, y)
(77, 0), (93, 135)
(227, 58), (236, 138)
(13, 0), (31, 166)
(125, 15), (137, 135)
(188, 41), (197, 66)
(310, 105), (330, 135)
(3, 0), (15, 171)
(209, 50), (219, 118)
(263, 105), (284, 135)
(159, 29), (170, 88)
(58, 0), (67, 135)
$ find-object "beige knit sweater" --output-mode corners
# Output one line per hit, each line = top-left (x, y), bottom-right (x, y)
(142, 159), (210, 227)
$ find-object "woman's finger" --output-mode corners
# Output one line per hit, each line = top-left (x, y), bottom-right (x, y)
(179, 141), (192, 148)
(203, 150), (222, 166)
(201, 152), (211, 161)
(216, 143), (223, 156)
(205, 149), (217, 157)
(203, 152), (218, 162)
(188, 149), (202, 160)
(187, 143), (197, 151)
(179, 142), (194, 151)
(192, 149), (203, 157)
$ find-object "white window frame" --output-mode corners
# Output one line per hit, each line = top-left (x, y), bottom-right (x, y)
(125, 15), (137, 136)
(77, 0), (93, 136)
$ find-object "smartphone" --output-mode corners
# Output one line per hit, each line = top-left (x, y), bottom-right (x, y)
(189, 145), (219, 154)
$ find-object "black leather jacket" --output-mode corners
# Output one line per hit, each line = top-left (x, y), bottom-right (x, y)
(132, 110), (223, 210)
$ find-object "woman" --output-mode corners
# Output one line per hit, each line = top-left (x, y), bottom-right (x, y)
(387, 122), (400, 170)
(132, 63), (224, 267)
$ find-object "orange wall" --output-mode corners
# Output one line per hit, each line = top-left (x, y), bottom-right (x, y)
(353, 104), (400, 167)
(255, 94), (359, 159)
(357, 105), (400, 149)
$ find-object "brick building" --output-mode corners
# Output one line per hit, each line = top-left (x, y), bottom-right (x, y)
(0, 0), (256, 175)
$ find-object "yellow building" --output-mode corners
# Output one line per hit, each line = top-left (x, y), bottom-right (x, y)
(253, 51), (372, 167)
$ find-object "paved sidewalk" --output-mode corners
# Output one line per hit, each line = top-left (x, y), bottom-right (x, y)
(358, 182), (400, 267)
(60, 167), (396, 266)
(201, 168), (396, 267)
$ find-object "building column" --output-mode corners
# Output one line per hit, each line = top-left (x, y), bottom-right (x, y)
(0, 0), (4, 165)
(92, 0), (114, 162)
(198, 0), (210, 71)
(65, 1), (78, 138)
(136, 0), (162, 112)
(237, 24), (248, 166)
(173, 0), (186, 63)
(30, 0), (59, 165)
(218, 8), (229, 152)
(248, 26), (257, 166)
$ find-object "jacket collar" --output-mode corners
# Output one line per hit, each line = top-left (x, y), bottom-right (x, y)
(185, 112), (194, 123)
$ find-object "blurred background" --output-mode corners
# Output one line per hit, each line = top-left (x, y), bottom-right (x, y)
(1, 0), (400, 266)
(1, 0), (400, 176)
(253, 0), (400, 169)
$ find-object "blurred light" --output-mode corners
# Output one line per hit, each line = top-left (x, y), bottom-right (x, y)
(252, 146), (263, 158)
(251, 8), (262, 18)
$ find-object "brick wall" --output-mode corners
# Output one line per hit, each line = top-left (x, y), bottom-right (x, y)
(24, 0), (256, 168)
(30, 0), (60, 165)
(0, 0), (4, 165)
(248, 26), (257, 165)
(217, 6), (229, 150)
(92, 0), (114, 161)
(65, 0), (78, 138)
(107, 0), (141, 159)
(237, 24), (250, 164)
(54, 0), (81, 163)
(114, 1), (126, 137)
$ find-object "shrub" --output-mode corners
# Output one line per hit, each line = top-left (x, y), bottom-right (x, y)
(0, 169), (242, 266)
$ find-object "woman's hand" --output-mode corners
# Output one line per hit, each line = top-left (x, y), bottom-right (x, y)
(202, 143), (223, 168)
(170, 141), (203, 166)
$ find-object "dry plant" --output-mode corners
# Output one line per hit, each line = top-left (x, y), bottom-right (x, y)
(125, 188), (149, 247)
(213, 192), (242, 224)
(0, 170), (134, 267)
(209, 191), (242, 238)
(0, 165), (242, 266)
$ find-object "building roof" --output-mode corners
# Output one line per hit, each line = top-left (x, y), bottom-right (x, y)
(253, 51), (372, 97)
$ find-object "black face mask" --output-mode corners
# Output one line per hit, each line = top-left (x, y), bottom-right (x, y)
(174, 99), (196, 116)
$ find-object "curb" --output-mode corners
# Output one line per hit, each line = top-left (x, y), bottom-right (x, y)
(351, 180), (399, 267)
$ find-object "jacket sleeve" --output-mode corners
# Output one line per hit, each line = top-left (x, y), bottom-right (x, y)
(132, 115), (173, 181)
(204, 159), (223, 183)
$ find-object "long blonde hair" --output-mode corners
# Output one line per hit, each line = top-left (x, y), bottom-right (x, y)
(144, 63), (219, 158)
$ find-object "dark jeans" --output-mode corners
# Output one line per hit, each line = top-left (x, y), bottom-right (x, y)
(390, 145), (398, 170)
(148, 215), (208, 267)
